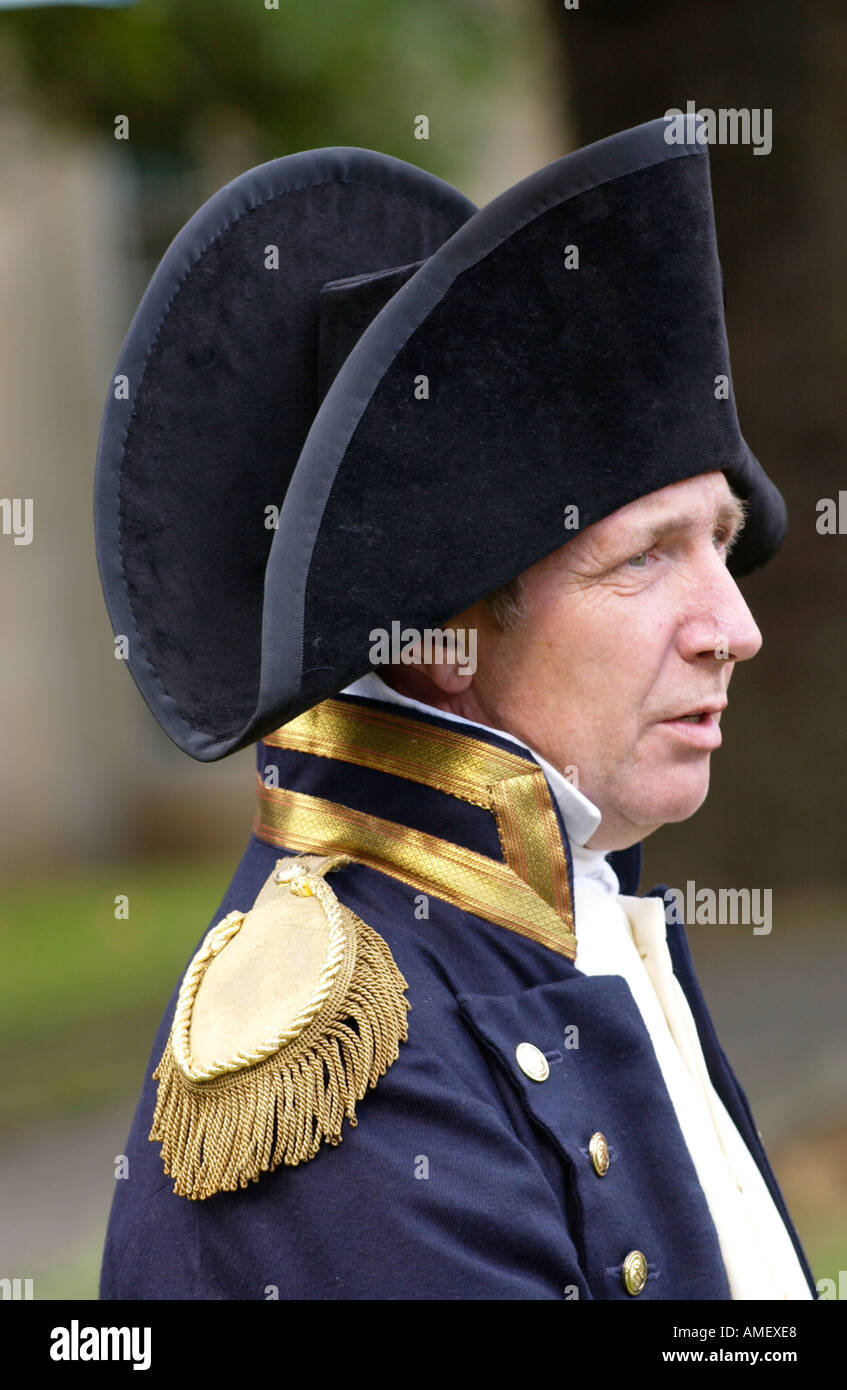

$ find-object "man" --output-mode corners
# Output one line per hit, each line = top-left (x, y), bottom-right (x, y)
(94, 116), (815, 1298)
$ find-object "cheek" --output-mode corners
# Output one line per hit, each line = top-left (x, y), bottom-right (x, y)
(568, 616), (667, 710)
(510, 586), (673, 721)
(612, 609), (676, 696)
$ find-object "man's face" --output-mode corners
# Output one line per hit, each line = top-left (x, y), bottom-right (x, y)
(430, 472), (763, 852)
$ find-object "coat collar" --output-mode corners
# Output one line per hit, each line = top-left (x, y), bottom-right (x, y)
(342, 672), (604, 848)
(255, 693), (601, 959)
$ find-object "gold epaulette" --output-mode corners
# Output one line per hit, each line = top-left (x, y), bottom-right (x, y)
(149, 853), (410, 1200)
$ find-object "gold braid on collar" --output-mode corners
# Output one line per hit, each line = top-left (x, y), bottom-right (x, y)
(257, 699), (576, 961)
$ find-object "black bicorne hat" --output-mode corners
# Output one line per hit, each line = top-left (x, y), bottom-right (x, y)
(94, 116), (786, 761)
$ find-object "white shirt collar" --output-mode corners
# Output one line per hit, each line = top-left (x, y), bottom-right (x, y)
(341, 672), (619, 893)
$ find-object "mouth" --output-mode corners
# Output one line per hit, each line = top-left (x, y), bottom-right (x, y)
(658, 704), (726, 750)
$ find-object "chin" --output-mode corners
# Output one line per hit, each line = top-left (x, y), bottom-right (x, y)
(633, 770), (711, 829)
(656, 786), (710, 826)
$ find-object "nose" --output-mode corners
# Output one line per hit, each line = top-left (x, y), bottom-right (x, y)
(676, 550), (763, 665)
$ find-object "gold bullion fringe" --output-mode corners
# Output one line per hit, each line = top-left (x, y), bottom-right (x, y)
(149, 911), (410, 1200)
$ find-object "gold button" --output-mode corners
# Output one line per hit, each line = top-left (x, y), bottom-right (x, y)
(622, 1250), (648, 1296)
(515, 1042), (549, 1082)
(589, 1131), (610, 1177)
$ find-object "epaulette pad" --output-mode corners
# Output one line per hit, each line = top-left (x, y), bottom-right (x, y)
(149, 853), (410, 1199)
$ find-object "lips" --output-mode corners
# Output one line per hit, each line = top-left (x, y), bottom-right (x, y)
(658, 705), (725, 749)
(665, 703), (727, 721)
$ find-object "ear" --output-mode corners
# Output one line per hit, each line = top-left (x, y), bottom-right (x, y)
(424, 650), (475, 695)
(382, 604), (487, 703)
(424, 605), (485, 691)
(410, 618), (479, 694)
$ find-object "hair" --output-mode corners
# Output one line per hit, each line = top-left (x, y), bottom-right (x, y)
(484, 572), (528, 631)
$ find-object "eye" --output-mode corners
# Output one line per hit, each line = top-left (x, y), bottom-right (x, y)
(713, 527), (735, 554)
(626, 551), (649, 568)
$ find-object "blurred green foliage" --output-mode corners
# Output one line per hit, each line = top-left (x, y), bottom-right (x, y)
(0, 860), (229, 1130)
(0, 0), (510, 176)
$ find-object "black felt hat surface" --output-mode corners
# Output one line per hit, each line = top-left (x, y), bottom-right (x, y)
(94, 116), (786, 762)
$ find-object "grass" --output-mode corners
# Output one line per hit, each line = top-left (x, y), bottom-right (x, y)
(28, 1235), (106, 1303)
(0, 859), (232, 1131)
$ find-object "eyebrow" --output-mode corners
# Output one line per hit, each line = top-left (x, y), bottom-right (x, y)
(621, 494), (748, 554)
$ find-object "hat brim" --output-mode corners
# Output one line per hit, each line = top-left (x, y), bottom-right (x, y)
(94, 148), (476, 760)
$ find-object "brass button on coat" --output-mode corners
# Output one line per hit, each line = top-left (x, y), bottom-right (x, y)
(589, 1131), (610, 1176)
(622, 1250), (648, 1296)
(515, 1042), (549, 1082)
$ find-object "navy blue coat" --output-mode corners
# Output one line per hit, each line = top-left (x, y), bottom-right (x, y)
(100, 697), (815, 1300)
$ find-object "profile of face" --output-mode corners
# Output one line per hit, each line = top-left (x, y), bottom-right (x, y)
(384, 471), (763, 852)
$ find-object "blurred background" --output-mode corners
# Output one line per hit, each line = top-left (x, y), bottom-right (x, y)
(0, 0), (844, 1298)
